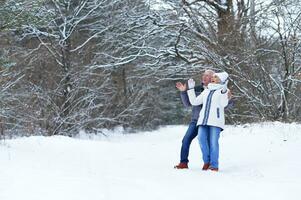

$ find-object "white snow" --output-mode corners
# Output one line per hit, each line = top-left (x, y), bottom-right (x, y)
(1, 122), (301, 200)
(149, 0), (173, 11)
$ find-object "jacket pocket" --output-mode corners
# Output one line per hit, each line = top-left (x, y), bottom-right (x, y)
(217, 108), (220, 118)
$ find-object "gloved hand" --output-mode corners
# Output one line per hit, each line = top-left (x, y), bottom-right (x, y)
(188, 79), (195, 89)
(222, 80), (228, 93)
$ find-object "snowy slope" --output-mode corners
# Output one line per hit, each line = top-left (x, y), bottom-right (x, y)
(0, 122), (301, 200)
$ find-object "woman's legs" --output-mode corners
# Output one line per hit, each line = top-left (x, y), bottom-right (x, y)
(198, 125), (210, 165)
(208, 126), (221, 169)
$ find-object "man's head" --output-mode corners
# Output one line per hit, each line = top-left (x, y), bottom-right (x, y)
(202, 69), (215, 86)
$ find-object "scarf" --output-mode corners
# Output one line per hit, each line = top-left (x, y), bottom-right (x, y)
(207, 83), (226, 91)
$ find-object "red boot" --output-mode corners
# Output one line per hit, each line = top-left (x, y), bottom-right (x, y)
(174, 162), (188, 169)
(202, 163), (210, 170)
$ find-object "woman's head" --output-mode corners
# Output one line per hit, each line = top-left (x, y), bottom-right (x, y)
(211, 72), (229, 84)
(211, 74), (221, 84)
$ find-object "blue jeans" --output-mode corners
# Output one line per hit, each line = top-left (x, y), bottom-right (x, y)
(198, 125), (221, 168)
(180, 121), (198, 163)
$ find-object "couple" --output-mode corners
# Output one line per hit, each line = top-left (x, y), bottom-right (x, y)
(174, 69), (232, 172)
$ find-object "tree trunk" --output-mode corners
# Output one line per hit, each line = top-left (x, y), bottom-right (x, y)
(217, 0), (235, 47)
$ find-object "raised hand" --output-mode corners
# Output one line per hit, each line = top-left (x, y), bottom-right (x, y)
(188, 79), (195, 89)
(221, 80), (228, 93)
(176, 82), (187, 91)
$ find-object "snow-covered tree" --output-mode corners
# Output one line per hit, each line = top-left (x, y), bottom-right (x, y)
(18, 0), (176, 135)
(157, 0), (301, 122)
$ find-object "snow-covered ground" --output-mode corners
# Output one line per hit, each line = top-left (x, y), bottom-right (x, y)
(1, 122), (301, 200)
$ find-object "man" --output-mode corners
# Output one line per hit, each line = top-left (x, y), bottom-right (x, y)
(174, 70), (215, 169)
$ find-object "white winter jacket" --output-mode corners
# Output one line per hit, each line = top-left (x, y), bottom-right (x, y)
(187, 87), (229, 130)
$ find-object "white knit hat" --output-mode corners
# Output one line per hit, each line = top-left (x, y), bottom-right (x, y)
(215, 72), (229, 83)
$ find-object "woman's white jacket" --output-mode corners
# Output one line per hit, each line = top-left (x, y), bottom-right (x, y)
(187, 87), (229, 130)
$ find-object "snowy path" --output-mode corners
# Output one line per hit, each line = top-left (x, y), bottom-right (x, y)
(1, 122), (300, 200)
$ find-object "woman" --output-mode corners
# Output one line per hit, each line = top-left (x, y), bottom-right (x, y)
(187, 72), (229, 171)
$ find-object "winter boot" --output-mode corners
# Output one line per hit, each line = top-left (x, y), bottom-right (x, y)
(174, 162), (188, 169)
(202, 163), (210, 170)
(209, 166), (218, 172)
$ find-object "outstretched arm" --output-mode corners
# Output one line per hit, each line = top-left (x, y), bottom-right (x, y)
(187, 89), (204, 106)
(187, 79), (204, 106)
(180, 91), (192, 107)
(176, 82), (191, 107)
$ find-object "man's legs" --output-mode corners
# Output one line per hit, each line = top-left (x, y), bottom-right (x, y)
(180, 121), (198, 163)
(174, 121), (198, 169)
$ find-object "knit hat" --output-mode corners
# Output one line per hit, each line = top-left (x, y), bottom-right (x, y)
(215, 72), (229, 83)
